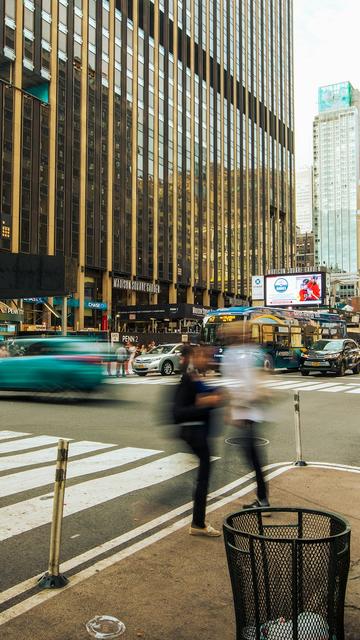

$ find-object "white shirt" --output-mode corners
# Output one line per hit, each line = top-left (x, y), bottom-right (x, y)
(116, 346), (127, 362)
(222, 344), (267, 423)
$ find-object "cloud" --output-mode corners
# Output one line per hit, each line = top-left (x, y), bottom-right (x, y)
(294, 0), (360, 167)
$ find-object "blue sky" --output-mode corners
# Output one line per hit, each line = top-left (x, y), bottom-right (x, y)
(294, 0), (360, 167)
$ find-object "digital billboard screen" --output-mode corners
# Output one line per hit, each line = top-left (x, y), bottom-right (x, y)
(0, 253), (77, 299)
(319, 82), (352, 113)
(265, 273), (325, 307)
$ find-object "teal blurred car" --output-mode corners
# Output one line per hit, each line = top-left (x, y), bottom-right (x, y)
(0, 338), (104, 395)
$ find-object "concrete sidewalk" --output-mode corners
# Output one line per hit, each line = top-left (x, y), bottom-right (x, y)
(2, 466), (359, 639)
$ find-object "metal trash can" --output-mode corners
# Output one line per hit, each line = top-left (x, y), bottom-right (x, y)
(223, 507), (350, 640)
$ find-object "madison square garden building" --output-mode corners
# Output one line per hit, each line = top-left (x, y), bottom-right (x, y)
(0, 0), (295, 331)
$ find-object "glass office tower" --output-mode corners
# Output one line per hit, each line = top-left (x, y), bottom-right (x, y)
(296, 165), (313, 234)
(313, 82), (360, 274)
(0, 0), (294, 329)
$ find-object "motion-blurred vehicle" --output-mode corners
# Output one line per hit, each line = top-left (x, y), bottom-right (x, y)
(133, 343), (186, 376)
(202, 307), (347, 372)
(0, 338), (104, 394)
(300, 338), (360, 377)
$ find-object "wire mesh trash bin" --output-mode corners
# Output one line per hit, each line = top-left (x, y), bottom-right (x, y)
(223, 507), (350, 640)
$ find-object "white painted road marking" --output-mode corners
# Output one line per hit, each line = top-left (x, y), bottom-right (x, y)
(0, 440), (113, 473)
(263, 380), (305, 388)
(0, 465), (292, 626)
(0, 453), (200, 541)
(0, 461), (291, 610)
(292, 382), (346, 391)
(265, 381), (341, 390)
(322, 385), (354, 392)
(0, 431), (30, 441)
(1, 461), (359, 625)
(0, 435), (63, 455)
(106, 375), (360, 394)
(0, 447), (161, 498)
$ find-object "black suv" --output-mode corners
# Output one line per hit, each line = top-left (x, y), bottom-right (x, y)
(300, 338), (360, 377)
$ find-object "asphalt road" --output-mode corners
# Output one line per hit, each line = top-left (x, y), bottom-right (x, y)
(0, 369), (359, 614)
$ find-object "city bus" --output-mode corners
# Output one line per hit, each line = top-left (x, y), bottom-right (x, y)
(202, 306), (347, 370)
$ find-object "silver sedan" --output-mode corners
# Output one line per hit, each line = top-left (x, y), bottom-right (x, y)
(133, 344), (184, 376)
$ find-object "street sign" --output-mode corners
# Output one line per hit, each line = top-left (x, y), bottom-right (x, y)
(251, 275), (264, 299)
(85, 301), (107, 310)
(111, 332), (119, 343)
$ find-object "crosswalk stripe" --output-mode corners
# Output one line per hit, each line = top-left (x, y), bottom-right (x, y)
(268, 380), (360, 391)
(0, 435), (64, 455)
(322, 385), (354, 392)
(268, 381), (342, 390)
(0, 440), (113, 473)
(106, 377), (175, 385)
(345, 388), (360, 393)
(293, 382), (347, 391)
(263, 380), (306, 387)
(106, 375), (360, 393)
(264, 381), (328, 390)
(0, 447), (161, 498)
(0, 453), (200, 542)
(0, 431), (31, 441)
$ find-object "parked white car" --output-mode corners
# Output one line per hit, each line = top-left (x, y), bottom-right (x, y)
(133, 344), (185, 376)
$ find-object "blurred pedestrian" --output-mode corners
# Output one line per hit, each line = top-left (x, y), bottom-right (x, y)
(0, 344), (9, 358)
(173, 345), (223, 537)
(106, 341), (115, 376)
(116, 343), (128, 378)
(128, 342), (137, 374)
(124, 341), (131, 375)
(222, 321), (272, 512)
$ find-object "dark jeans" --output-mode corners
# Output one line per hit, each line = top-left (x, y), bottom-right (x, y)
(116, 361), (127, 377)
(239, 420), (268, 502)
(180, 425), (210, 528)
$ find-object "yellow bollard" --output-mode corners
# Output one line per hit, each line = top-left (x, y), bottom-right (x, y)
(38, 439), (70, 589)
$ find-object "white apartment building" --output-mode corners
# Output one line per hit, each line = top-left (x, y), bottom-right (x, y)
(296, 166), (313, 233)
(313, 82), (360, 273)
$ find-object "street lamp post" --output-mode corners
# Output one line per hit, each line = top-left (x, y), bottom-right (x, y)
(61, 297), (68, 336)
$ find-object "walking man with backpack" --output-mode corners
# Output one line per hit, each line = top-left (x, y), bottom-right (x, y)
(173, 345), (224, 537)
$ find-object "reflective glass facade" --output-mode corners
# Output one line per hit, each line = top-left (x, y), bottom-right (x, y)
(313, 84), (360, 273)
(0, 0), (294, 327)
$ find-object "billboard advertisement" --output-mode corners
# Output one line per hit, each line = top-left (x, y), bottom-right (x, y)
(265, 273), (325, 307)
(251, 275), (265, 300)
(319, 82), (352, 113)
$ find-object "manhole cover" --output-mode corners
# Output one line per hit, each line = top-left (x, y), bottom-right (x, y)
(225, 436), (269, 447)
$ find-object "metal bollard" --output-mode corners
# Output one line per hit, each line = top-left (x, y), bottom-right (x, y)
(38, 439), (70, 589)
(294, 392), (307, 467)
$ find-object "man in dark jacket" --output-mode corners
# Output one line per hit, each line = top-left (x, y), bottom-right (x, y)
(173, 346), (222, 537)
